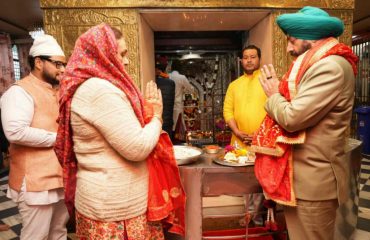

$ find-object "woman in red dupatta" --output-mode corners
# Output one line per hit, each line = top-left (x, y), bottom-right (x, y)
(55, 23), (185, 239)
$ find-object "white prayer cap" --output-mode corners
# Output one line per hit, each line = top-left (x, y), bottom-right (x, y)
(29, 34), (65, 57)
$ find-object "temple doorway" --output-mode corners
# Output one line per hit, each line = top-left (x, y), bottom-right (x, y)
(139, 10), (272, 144)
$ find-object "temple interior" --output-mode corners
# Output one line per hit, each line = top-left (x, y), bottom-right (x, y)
(0, 0), (369, 239)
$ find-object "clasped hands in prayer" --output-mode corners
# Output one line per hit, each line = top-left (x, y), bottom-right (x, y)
(235, 130), (253, 146)
(145, 81), (163, 122)
(259, 64), (280, 97)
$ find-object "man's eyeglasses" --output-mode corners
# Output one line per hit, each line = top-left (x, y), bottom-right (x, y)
(38, 56), (67, 69)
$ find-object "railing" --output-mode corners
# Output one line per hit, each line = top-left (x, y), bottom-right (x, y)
(352, 36), (370, 137)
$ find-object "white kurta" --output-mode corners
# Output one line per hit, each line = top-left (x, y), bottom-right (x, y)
(169, 70), (193, 130)
(1, 85), (63, 205)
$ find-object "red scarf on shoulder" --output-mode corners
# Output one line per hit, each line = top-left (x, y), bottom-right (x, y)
(251, 37), (358, 206)
(54, 23), (185, 235)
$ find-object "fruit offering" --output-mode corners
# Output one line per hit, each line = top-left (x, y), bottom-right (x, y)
(223, 144), (255, 164)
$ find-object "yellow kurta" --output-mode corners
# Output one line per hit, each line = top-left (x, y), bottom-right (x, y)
(223, 70), (267, 148)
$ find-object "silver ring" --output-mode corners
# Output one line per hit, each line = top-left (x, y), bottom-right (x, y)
(266, 76), (272, 79)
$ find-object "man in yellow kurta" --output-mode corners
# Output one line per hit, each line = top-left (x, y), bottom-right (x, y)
(223, 45), (267, 225)
(224, 45), (267, 149)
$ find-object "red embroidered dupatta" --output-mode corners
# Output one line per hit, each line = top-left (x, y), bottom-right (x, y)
(54, 23), (185, 235)
(251, 37), (358, 206)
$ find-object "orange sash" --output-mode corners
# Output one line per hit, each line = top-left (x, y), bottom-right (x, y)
(251, 38), (358, 205)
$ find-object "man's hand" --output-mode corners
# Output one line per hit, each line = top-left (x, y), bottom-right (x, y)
(235, 130), (253, 145)
(241, 134), (254, 146)
(259, 64), (280, 97)
(227, 119), (253, 145)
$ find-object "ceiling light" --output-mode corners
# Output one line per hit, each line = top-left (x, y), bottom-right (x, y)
(180, 52), (202, 60)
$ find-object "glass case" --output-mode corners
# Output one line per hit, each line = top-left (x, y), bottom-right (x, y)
(178, 53), (237, 146)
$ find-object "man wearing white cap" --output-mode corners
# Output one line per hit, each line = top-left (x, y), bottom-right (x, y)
(1, 34), (69, 239)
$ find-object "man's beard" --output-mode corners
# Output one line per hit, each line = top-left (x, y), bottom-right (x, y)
(42, 71), (59, 86)
(243, 65), (259, 75)
(289, 41), (312, 57)
(244, 69), (256, 75)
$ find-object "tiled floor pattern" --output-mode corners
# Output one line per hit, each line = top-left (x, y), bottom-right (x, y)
(1, 158), (370, 239)
(355, 157), (370, 239)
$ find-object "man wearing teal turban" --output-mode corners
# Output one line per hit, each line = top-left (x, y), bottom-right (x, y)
(277, 6), (344, 41)
(251, 6), (358, 240)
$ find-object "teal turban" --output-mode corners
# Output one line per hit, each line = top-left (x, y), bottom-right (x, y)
(276, 6), (344, 40)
